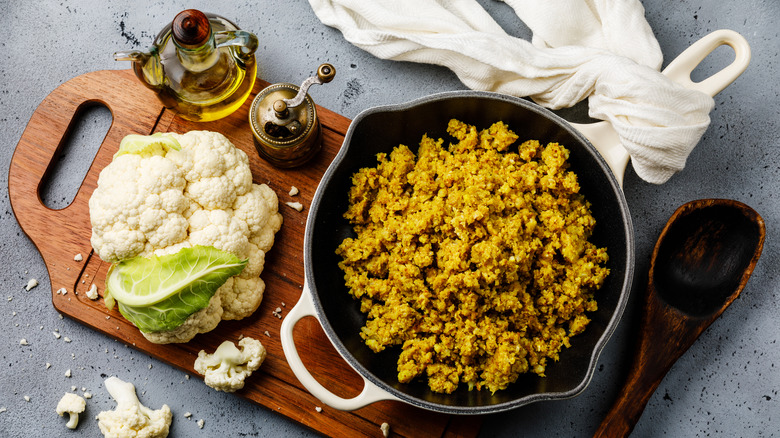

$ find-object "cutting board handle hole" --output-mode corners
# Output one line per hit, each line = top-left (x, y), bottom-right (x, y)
(40, 103), (112, 210)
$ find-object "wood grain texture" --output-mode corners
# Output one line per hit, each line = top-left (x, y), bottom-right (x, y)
(594, 199), (765, 438)
(8, 69), (482, 438)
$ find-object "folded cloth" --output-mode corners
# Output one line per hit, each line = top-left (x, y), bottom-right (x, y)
(308, 0), (715, 184)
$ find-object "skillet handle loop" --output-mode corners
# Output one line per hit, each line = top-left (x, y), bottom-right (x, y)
(661, 29), (751, 97)
(574, 29), (751, 188)
(280, 284), (400, 411)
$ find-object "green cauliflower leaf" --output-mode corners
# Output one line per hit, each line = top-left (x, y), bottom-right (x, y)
(105, 245), (247, 332)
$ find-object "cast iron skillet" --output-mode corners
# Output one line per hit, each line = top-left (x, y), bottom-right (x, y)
(281, 30), (750, 414)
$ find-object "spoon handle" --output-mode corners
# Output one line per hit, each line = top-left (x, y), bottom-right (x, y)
(592, 355), (668, 436)
(593, 292), (705, 438)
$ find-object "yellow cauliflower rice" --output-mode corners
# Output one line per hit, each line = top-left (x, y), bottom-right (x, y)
(336, 119), (609, 394)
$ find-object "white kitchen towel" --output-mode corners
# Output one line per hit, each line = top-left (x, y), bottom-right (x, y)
(308, 0), (715, 184)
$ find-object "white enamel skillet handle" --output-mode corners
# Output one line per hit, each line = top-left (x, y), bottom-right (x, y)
(280, 284), (401, 410)
(573, 29), (751, 188)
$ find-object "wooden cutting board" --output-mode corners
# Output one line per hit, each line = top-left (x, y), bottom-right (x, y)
(8, 69), (482, 438)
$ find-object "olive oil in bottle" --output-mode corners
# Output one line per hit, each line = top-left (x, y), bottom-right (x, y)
(114, 9), (258, 122)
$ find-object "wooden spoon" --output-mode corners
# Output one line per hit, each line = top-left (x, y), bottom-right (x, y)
(594, 199), (765, 437)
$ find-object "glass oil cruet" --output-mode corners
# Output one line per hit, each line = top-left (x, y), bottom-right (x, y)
(114, 9), (258, 122)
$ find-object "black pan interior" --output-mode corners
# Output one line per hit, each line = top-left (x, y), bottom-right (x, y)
(304, 92), (633, 414)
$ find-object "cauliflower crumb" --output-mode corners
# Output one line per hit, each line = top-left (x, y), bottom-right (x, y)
(285, 201), (304, 212)
(84, 392), (92, 399)
(0, 407), (6, 413)
(25, 278), (38, 291)
(53, 331), (62, 339)
(64, 337), (72, 343)
(57, 288), (68, 295)
(288, 186), (299, 196)
(86, 284), (99, 300)
(19, 339), (29, 346)
(23, 396), (30, 402)
(194, 338), (266, 392)
(74, 253), (83, 262)
(46, 363), (52, 369)
(184, 412), (192, 418)
(315, 406), (322, 413)
(65, 369), (72, 378)
(197, 419), (205, 429)
(381, 422), (391, 437)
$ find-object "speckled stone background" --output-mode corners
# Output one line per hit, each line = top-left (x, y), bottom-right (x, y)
(1, 1), (778, 437)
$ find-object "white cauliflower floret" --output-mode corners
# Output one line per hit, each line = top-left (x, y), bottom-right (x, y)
(172, 130), (253, 210)
(241, 242), (265, 278)
(90, 154), (188, 263)
(188, 209), (250, 258)
(250, 219), (282, 253)
(97, 377), (172, 438)
(56, 392), (86, 430)
(234, 184), (282, 236)
(220, 277), (265, 320)
(194, 338), (267, 392)
(90, 131), (283, 344)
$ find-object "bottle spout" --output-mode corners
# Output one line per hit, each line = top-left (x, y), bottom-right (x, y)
(113, 50), (149, 63)
(113, 50), (164, 89)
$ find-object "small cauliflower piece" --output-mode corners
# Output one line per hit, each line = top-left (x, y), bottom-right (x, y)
(194, 337), (266, 392)
(285, 201), (304, 212)
(97, 377), (172, 438)
(25, 278), (39, 291)
(86, 284), (99, 300)
(56, 393), (86, 430)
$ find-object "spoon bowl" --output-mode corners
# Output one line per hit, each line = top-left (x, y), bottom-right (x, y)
(654, 202), (764, 317)
(595, 198), (765, 437)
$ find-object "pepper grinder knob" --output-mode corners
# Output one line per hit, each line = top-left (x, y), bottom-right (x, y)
(273, 100), (289, 118)
(283, 63), (337, 109)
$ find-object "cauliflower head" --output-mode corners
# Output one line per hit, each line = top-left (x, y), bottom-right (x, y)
(89, 131), (283, 343)
(194, 337), (267, 392)
(97, 377), (172, 438)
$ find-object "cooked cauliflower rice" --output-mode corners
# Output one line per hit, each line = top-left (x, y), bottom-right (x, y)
(336, 119), (609, 394)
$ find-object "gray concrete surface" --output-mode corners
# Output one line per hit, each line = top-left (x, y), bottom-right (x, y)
(1, 0), (778, 436)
